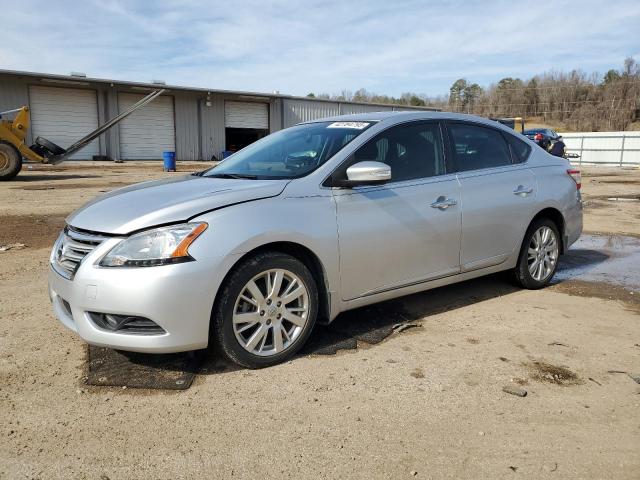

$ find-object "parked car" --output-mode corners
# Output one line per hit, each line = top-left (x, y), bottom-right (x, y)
(523, 128), (560, 150)
(49, 112), (583, 368)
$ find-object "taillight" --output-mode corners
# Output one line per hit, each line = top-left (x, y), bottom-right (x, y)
(567, 169), (581, 189)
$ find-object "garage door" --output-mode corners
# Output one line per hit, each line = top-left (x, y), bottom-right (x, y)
(225, 101), (269, 129)
(118, 93), (175, 160)
(29, 86), (100, 160)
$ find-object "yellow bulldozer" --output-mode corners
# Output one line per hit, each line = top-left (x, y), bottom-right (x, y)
(0, 89), (164, 180)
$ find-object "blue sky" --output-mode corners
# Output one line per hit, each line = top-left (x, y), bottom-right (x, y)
(1, 0), (639, 97)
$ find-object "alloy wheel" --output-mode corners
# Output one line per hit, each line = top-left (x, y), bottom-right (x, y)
(232, 269), (310, 356)
(527, 226), (559, 282)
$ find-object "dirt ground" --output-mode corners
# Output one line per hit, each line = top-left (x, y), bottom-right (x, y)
(1, 161), (639, 479)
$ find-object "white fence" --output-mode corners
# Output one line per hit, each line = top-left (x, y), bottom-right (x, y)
(560, 132), (640, 166)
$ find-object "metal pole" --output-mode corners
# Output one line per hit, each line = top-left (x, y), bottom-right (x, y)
(0, 108), (25, 116)
(619, 135), (626, 167)
(579, 136), (584, 166)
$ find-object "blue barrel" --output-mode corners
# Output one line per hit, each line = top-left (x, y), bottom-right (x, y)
(162, 151), (176, 171)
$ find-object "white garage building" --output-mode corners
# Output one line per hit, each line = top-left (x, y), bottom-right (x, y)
(0, 69), (438, 161)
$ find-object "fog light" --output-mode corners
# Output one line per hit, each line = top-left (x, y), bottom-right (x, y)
(88, 312), (166, 335)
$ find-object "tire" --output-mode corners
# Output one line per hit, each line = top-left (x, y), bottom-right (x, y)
(35, 136), (66, 156)
(212, 252), (318, 368)
(513, 218), (561, 289)
(0, 142), (23, 180)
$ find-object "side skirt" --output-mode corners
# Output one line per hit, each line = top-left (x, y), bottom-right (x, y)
(330, 260), (517, 320)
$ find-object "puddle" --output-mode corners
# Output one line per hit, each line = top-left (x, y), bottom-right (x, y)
(555, 234), (640, 291)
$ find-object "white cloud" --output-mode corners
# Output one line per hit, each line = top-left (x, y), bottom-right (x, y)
(0, 0), (638, 96)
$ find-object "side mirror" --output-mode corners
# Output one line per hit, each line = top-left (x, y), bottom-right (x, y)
(340, 161), (391, 187)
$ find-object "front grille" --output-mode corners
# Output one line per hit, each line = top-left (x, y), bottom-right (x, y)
(52, 226), (109, 280)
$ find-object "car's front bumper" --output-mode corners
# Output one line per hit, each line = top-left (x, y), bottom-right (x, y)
(48, 242), (239, 353)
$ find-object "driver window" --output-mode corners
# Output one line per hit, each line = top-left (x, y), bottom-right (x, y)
(353, 122), (445, 182)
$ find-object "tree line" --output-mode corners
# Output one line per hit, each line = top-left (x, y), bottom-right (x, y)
(307, 58), (640, 131)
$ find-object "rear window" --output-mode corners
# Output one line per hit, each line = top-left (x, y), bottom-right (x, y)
(504, 133), (532, 163)
(448, 123), (512, 172)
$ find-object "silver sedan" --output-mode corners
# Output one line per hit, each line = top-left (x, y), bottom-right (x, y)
(49, 112), (582, 368)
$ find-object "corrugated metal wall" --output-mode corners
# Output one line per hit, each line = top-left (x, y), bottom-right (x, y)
(391, 106), (425, 111)
(281, 98), (409, 127)
(0, 78), (29, 113)
(200, 97), (225, 161)
(283, 99), (341, 127)
(269, 98), (282, 133)
(104, 90), (120, 159)
(340, 103), (392, 115)
(0, 78), (31, 143)
(96, 90), (108, 156)
(175, 94), (200, 160)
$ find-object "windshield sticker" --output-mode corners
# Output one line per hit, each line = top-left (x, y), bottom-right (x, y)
(327, 121), (370, 129)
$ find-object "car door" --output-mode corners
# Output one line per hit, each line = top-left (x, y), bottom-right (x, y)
(446, 121), (537, 272)
(332, 121), (462, 301)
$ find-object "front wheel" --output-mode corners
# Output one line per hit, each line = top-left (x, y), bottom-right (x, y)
(212, 252), (318, 368)
(0, 142), (23, 180)
(514, 219), (561, 289)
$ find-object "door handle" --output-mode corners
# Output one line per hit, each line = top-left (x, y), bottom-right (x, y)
(513, 185), (534, 196)
(430, 196), (457, 210)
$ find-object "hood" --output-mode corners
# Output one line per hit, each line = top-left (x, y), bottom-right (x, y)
(66, 174), (289, 234)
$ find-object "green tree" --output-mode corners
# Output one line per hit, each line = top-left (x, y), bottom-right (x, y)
(462, 83), (483, 111)
(352, 88), (370, 102)
(449, 79), (468, 110)
(409, 95), (426, 106)
(602, 69), (621, 85)
(523, 78), (540, 116)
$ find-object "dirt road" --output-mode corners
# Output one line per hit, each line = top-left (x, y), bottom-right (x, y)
(1, 162), (639, 479)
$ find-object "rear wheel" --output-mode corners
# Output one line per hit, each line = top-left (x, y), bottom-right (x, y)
(212, 252), (318, 368)
(514, 218), (560, 289)
(0, 142), (22, 180)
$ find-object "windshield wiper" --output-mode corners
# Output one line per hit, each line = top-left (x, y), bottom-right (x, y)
(205, 173), (259, 180)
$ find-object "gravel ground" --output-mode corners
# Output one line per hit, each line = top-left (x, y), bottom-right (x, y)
(1, 162), (639, 479)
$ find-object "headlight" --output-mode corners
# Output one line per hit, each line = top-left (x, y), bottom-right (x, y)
(100, 222), (207, 267)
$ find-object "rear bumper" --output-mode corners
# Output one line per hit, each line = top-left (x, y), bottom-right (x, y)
(564, 190), (583, 250)
(48, 250), (237, 353)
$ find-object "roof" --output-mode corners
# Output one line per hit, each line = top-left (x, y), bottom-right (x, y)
(0, 68), (440, 111)
(316, 110), (513, 127)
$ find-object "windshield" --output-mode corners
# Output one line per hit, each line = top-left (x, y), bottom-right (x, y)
(200, 121), (373, 179)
